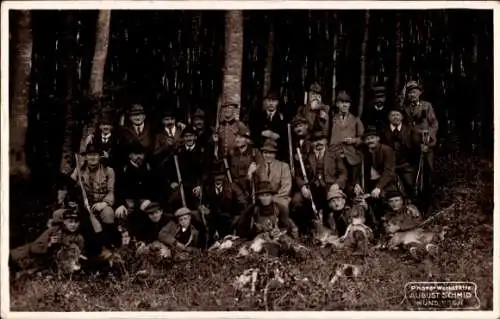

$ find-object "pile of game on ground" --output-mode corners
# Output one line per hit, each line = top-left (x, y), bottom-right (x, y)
(9, 156), (493, 311)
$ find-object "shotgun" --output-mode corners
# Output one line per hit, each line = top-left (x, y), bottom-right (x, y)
(173, 155), (187, 207)
(251, 148), (257, 205)
(415, 130), (429, 197)
(214, 96), (222, 159)
(287, 124), (295, 178)
(223, 158), (233, 184)
(74, 155), (102, 233)
(296, 147), (320, 221)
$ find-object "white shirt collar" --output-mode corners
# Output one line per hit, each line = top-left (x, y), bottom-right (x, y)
(165, 125), (176, 136)
(186, 144), (195, 151)
(134, 123), (145, 133)
(390, 124), (402, 132)
(374, 104), (384, 111)
(267, 111), (276, 119)
(102, 133), (111, 140)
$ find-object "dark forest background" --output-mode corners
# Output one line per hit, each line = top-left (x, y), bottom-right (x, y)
(9, 9), (493, 192)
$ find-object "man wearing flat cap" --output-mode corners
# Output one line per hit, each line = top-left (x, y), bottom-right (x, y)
(291, 130), (348, 233)
(329, 90), (364, 195)
(249, 89), (288, 161)
(228, 125), (264, 200)
(362, 85), (390, 132)
(120, 103), (155, 157)
(213, 102), (250, 158)
(297, 82), (331, 137)
(158, 207), (200, 255)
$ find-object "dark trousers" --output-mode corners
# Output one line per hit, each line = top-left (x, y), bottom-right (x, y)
(396, 162), (416, 201)
(291, 184), (327, 234)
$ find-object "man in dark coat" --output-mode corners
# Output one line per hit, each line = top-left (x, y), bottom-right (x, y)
(213, 102), (249, 158)
(380, 105), (416, 201)
(153, 108), (184, 168)
(291, 131), (348, 233)
(362, 85), (390, 132)
(296, 83), (331, 137)
(197, 162), (248, 244)
(250, 90), (288, 161)
(120, 104), (155, 158)
(191, 108), (212, 149)
(165, 125), (209, 212)
(236, 181), (298, 240)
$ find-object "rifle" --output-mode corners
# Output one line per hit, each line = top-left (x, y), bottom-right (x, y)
(74, 155), (103, 233)
(251, 149), (257, 205)
(214, 96), (222, 159)
(287, 124), (295, 178)
(415, 130), (429, 197)
(198, 184), (209, 249)
(223, 157), (233, 184)
(296, 147), (321, 221)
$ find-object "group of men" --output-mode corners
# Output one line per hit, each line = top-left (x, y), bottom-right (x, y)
(11, 79), (439, 269)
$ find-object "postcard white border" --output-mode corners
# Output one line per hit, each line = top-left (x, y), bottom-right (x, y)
(1, 1), (499, 319)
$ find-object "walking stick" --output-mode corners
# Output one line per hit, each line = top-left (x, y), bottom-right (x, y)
(174, 155), (187, 208)
(415, 130), (429, 197)
(74, 155), (102, 233)
(296, 147), (321, 221)
(214, 96), (221, 160)
(287, 124), (295, 178)
(223, 157), (233, 184)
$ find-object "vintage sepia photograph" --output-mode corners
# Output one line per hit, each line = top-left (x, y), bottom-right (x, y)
(2, 1), (497, 317)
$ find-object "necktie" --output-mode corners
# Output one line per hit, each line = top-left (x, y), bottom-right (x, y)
(267, 163), (271, 179)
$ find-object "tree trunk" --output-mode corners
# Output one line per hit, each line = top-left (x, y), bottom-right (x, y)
(394, 12), (402, 106)
(59, 12), (80, 174)
(331, 15), (338, 106)
(79, 10), (112, 155)
(10, 10), (33, 178)
(222, 10), (244, 120)
(262, 17), (274, 97)
(358, 10), (370, 117)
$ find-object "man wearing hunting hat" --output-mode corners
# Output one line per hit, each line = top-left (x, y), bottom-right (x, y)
(324, 188), (349, 236)
(164, 125), (209, 212)
(153, 108), (185, 167)
(114, 142), (158, 223)
(80, 109), (123, 170)
(252, 138), (292, 213)
(197, 161), (248, 244)
(291, 130), (348, 233)
(297, 82), (331, 137)
(249, 89), (288, 161)
(290, 114), (313, 172)
(380, 105), (417, 201)
(120, 103), (155, 157)
(236, 181), (298, 240)
(362, 85), (390, 132)
(329, 90), (364, 195)
(158, 207), (200, 257)
(213, 102), (249, 158)
(228, 125), (264, 201)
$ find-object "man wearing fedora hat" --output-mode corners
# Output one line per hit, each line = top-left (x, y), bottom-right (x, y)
(402, 81), (438, 142)
(362, 85), (390, 132)
(291, 130), (347, 233)
(380, 105), (417, 200)
(228, 125), (264, 200)
(120, 103), (155, 157)
(153, 108), (185, 166)
(236, 181), (298, 240)
(297, 82), (331, 137)
(164, 125), (209, 211)
(191, 108), (212, 149)
(252, 139), (292, 213)
(249, 89), (288, 160)
(197, 161), (248, 243)
(80, 109), (123, 170)
(290, 114), (313, 169)
(329, 90), (364, 195)
(213, 102), (249, 158)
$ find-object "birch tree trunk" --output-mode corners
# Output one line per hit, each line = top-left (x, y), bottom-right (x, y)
(222, 10), (244, 120)
(79, 10), (111, 155)
(262, 17), (274, 97)
(358, 10), (370, 117)
(10, 10), (33, 178)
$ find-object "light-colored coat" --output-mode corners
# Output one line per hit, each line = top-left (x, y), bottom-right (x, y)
(255, 160), (292, 206)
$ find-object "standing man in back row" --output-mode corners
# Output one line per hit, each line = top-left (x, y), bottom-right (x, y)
(213, 102), (249, 159)
(297, 83), (330, 137)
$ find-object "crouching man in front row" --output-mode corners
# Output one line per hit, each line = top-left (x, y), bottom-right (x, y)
(158, 207), (201, 260)
(10, 208), (85, 275)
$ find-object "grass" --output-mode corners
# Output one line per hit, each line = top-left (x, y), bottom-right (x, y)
(9, 155), (493, 311)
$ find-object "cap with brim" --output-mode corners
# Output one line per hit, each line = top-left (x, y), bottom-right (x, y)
(128, 141), (145, 154)
(144, 202), (161, 214)
(291, 115), (308, 126)
(327, 189), (347, 201)
(264, 90), (280, 100)
(309, 83), (322, 94)
(98, 113), (115, 126)
(372, 86), (386, 97)
(181, 125), (197, 137)
(255, 181), (277, 196)
(83, 143), (100, 155)
(236, 126), (251, 138)
(406, 81), (422, 91)
(174, 207), (192, 217)
(336, 91), (351, 103)
(310, 131), (328, 141)
(62, 209), (79, 220)
(192, 108), (205, 119)
(388, 105), (403, 114)
(362, 126), (379, 139)
(385, 189), (403, 199)
(161, 109), (175, 119)
(128, 104), (145, 116)
(260, 140), (278, 153)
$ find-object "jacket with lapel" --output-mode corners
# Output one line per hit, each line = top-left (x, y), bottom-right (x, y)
(296, 146), (348, 189)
